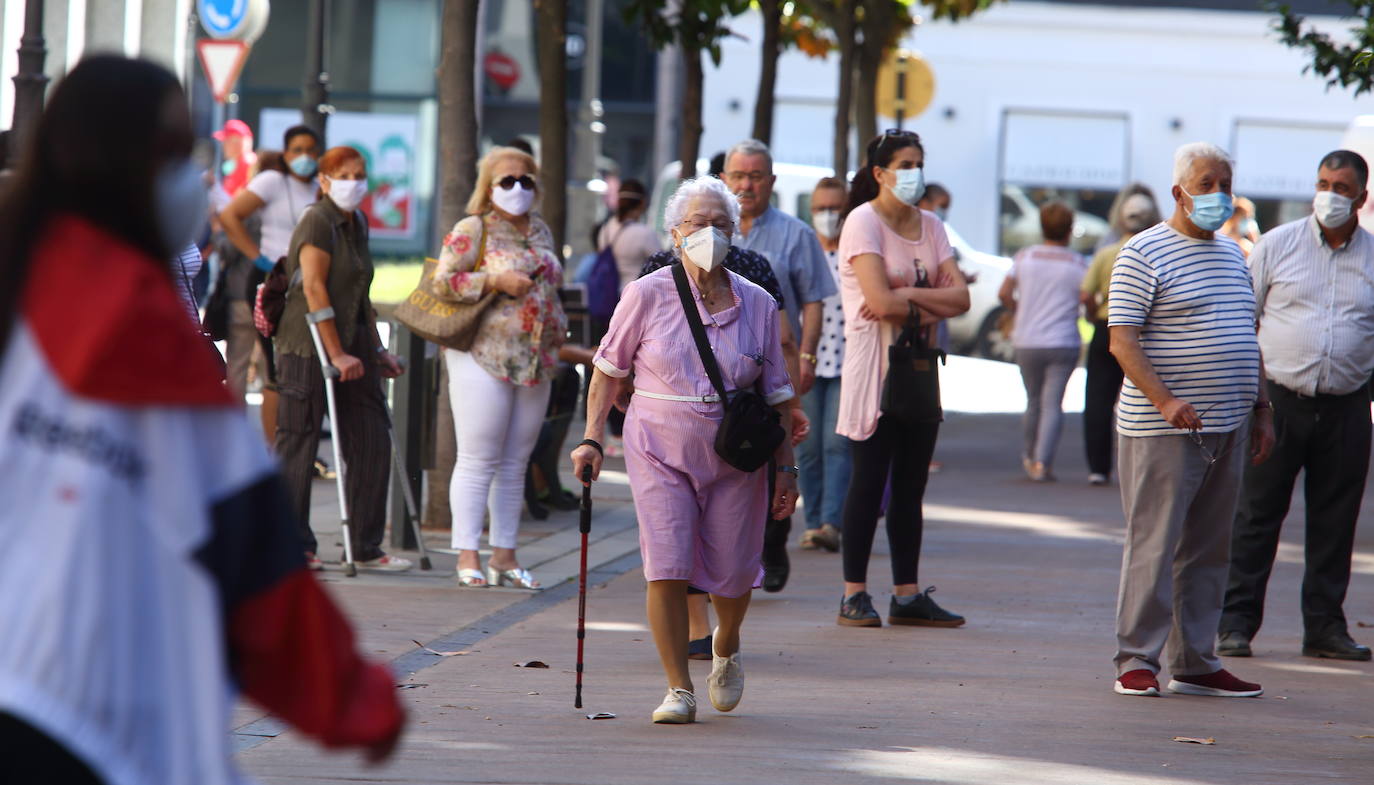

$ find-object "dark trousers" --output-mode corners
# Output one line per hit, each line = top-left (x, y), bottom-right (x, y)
(274, 338), (391, 561)
(1220, 380), (1372, 640)
(0, 712), (105, 784)
(1083, 322), (1123, 477)
(841, 415), (940, 585)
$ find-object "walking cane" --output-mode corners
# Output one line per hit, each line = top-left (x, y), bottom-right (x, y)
(306, 312), (357, 577)
(574, 465), (592, 709)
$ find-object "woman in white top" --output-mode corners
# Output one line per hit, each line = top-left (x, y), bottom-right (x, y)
(998, 201), (1088, 482)
(596, 179), (662, 291)
(219, 125), (321, 442)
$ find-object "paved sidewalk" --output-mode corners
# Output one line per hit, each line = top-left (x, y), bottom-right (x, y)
(237, 410), (1373, 784)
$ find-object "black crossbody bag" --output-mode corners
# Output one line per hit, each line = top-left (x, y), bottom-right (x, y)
(881, 302), (946, 424)
(671, 264), (784, 472)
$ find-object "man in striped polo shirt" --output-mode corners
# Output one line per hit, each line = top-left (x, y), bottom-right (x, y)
(1107, 142), (1275, 699)
(1217, 151), (1374, 662)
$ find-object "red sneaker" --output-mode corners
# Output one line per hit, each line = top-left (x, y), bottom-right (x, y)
(1114, 668), (1160, 696)
(1167, 669), (1262, 698)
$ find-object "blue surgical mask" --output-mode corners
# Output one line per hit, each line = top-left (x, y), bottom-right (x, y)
(885, 167), (926, 205)
(1181, 187), (1234, 232)
(289, 155), (318, 178)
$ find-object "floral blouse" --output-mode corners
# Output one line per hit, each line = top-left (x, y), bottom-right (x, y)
(432, 212), (567, 387)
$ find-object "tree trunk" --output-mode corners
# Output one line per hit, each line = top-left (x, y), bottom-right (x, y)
(750, 0), (782, 146)
(854, 40), (882, 149)
(678, 47), (704, 181)
(426, 0), (481, 530)
(535, 0), (569, 258)
(832, 0), (858, 177)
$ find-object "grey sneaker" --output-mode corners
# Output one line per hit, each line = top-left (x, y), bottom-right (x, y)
(707, 630), (744, 712)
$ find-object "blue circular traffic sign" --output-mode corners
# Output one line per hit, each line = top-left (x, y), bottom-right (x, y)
(199, 0), (270, 42)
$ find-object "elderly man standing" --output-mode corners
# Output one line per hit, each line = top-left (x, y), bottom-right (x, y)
(1217, 151), (1374, 662)
(725, 139), (837, 592)
(1108, 142), (1274, 698)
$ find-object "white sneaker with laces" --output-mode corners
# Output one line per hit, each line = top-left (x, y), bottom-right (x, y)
(707, 629), (744, 712)
(652, 688), (697, 724)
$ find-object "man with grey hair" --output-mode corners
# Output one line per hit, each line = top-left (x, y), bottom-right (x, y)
(724, 139), (836, 592)
(1218, 150), (1374, 662)
(1107, 142), (1274, 698)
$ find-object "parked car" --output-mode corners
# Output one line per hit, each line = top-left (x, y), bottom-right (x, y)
(1000, 184), (1108, 256)
(944, 224), (1014, 363)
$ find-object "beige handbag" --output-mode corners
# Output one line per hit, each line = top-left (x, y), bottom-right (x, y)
(395, 222), (494, 351)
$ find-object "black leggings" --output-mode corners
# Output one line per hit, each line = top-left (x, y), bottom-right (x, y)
(841, 415), (940, 586)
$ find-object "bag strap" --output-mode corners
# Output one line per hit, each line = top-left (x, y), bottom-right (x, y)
(473, 216), (488, 272)
(671, 263), (730, 403)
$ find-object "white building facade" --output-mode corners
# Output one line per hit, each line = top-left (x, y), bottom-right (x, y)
(702, 0), (1367, 255)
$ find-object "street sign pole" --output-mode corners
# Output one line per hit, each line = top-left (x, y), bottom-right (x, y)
(8, 0), (47, 171)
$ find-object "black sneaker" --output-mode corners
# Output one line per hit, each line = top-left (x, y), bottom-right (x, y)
(838, 591), (882, 627)
(888, 586), (966, 627)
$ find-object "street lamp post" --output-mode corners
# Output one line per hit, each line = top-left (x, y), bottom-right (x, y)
(8, 0), (48, 170)
(302, 0), (331, 140)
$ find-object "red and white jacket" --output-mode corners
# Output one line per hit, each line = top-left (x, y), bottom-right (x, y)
(0, 216), (402, 785)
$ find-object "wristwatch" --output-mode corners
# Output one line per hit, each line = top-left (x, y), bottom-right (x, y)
(777, 465), (800, 476)
(1253, 400), (1273, 411)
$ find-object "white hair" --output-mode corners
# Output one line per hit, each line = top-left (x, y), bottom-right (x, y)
(1173, 142), (1234, 185)
(663, 176), (741, 231)
(725, 139), (773, 172)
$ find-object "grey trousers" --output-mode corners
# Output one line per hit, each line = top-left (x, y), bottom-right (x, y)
(1015, 347), (1079, 467)
(1114, 423), (1249, 676)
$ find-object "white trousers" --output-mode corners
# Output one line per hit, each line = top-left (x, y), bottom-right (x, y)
(445, 349), (551, 551)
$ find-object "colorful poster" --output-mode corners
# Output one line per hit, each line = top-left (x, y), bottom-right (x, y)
(260, 109), (418, 239)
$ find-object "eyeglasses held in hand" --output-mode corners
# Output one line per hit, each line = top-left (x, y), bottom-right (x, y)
(1187, 401), (1240, 466)
(497, 175), (536, 191)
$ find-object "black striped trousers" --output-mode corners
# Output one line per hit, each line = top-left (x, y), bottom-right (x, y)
(274, 335), (391, 561)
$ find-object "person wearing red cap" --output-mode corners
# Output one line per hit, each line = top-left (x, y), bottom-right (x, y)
(214, 118), (256, 199)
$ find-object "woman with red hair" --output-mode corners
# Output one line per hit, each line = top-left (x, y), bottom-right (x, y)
(274, 146), (412, 571)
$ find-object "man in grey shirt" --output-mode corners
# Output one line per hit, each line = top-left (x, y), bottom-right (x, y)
(1218, 150), (1374, 662)
(725, 139), (836, 593)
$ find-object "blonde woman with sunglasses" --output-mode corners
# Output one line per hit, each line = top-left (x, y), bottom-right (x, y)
(432, 147), (568, 589)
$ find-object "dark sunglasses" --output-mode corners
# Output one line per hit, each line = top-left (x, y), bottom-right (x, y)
(878, 128), (921, 151)
(497, 175), (536, 191)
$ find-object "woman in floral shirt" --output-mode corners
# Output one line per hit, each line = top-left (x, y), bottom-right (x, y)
(432, 146), (567, 589)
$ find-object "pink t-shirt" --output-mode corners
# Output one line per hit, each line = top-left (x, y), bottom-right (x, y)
(835, 202), (954, 441)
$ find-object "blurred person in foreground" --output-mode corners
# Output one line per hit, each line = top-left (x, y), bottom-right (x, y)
(0, 56), (402, 785)
(433, 147), (567, 590)
(1217, 151), (1374, 663)
(726, 138), (831, 593)
(917, 182), (951, 222)
(1080, 189), (1160, 485)
(573, 175), (797, 724)
(275, 146), (412, 572)
(1108, 142), (1273, 699)
(797, 177), (852, 552)
(835, 130), (970, 629)
(999, 201), (1088, 482)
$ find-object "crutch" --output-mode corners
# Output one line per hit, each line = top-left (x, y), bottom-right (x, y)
(384, 412), (432, 571)
(306, 311), (357, 577)
(574, 465), (593, 709)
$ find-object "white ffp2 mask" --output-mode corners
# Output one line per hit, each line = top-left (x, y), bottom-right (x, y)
(812, 209), (841, 238)
(492, 182), (535, 216)
(327, 177), (369, 212)
(680, 226), (730, 273)
(1314, 190), (1355, 228)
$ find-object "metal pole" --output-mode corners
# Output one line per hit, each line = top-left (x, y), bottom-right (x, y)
(8, 0), (48, 171)
(302, 0), (330, 140)
(568, 0), (605, 257)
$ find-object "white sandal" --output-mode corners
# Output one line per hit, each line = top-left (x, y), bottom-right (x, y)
(456, 568), (487, 588)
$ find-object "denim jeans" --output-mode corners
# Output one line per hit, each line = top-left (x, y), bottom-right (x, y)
(1015, 347), (1079, 468)
(797, 375), (852, 530)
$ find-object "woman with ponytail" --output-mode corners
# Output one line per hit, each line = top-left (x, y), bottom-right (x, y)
(834, 131), (971, 628)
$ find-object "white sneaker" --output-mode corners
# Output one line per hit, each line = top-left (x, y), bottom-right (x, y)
(707, 629), (744, 712)
(359, 554), (413, 571)
(652, 688), (697, 724)
(1088, 473), (1109, 486)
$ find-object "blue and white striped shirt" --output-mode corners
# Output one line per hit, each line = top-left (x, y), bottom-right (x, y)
(1108, 222), (1259, 436)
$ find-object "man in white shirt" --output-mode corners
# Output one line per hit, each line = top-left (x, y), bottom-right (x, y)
(1107, 142), (1274, 699)
(1218, 151), (1374, 662)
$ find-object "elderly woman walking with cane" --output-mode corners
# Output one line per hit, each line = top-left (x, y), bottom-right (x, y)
(572, 177), (798, 724)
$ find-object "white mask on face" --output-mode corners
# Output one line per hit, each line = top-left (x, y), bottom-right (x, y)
(327, 177), (369, 212)
(492, 181), (535, 216)
(1313, 190), (1355, 228)
(813, 209), (841, 238)
(154, 158), (208, 255)
(679, 226), (730, 273)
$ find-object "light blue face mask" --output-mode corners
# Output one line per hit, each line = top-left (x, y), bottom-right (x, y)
(289, 155), (318, 178)
(220, 159), (236, 176)
(885, 166), (926, 205)
(1181, 187), (1234, 232)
